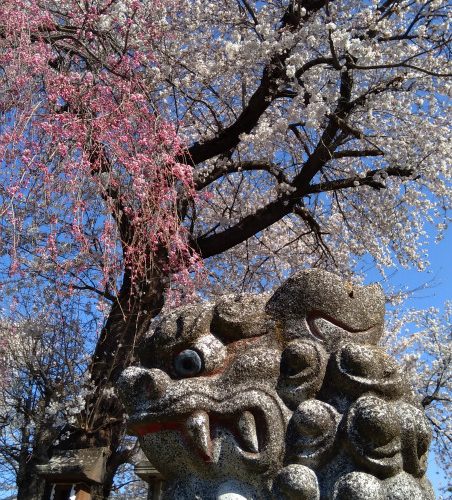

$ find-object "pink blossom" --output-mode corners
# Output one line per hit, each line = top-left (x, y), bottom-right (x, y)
(0, 0), (201, 298)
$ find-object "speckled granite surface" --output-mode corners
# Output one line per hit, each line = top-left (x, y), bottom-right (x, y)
(118, 269), (434, 499)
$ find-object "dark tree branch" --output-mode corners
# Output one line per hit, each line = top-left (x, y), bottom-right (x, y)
(307, 166), (414, 193)
(330, 116), (365, 140)
(195, 160), (290, 189)
(332, 149), (384, 159)
(295, 57), (335, 81)
(239, 0), (260, 28)
(69, 283), (116, 302)
(293, 203), (336, 264)
(182, 64), (282, 166)
(195, 198), (295, 258)
(195, 163), (414, 259)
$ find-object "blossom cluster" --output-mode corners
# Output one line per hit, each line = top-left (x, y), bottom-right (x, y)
(0, 0), (199, 298)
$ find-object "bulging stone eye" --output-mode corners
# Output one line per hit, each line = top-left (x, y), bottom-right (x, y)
(174, 349), (203, 377)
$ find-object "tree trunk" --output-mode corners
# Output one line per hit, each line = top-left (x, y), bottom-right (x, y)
(53, 271), (166, 496)
(90, 479), (113, 500)
(16, 404), (50, 500)
(16, 460), (46, 500)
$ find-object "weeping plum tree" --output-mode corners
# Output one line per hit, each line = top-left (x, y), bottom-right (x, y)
(0, 0), (450, 497)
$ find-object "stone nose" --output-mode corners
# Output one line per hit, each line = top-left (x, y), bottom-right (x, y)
(117, 367), (171, 412)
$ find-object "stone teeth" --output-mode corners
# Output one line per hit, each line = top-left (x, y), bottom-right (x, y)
(238, 411), (259, 453)
(185, 410), (211, 459)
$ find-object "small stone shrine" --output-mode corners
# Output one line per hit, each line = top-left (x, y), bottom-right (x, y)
(118, 269), (434, 499)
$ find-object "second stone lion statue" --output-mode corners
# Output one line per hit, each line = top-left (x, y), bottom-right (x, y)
(117, 269), (434, 499)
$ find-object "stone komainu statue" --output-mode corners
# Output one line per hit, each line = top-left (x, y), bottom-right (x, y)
(117, 270), (434, 499)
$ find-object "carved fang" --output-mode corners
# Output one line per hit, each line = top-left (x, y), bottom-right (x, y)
(238, 411), (259, 453)
(185, 410), (211, 459)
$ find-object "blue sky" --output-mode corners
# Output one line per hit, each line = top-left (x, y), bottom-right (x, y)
(369, 229), (451, 310)
(399, 228), (450, 496)
(364, 226), (451, 496)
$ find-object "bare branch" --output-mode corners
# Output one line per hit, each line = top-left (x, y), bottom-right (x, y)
(307, 167), (414, 194)
(195, 160), (290, 190)
(332, 149), (384, 159)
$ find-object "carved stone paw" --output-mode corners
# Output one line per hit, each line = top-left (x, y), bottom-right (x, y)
(277, 339), (327, 409)
(285, 399), (340, 468)
(333, 471), (434, 500)
(346, 395), (403, 478)
(398, 402), (431, 477)
(329, 343), (407, 399)
(333, 472), (384, 500)
(345, 394), (431, 481)
(272, 464), (320, 500)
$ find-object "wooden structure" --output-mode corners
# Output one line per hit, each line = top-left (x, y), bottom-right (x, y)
(36, 448), (109, 500)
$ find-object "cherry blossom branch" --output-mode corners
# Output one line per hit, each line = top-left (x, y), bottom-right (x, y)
(350, 62), (452, 78)
(196, 62), (356, 258)
(347, 37), (452, 77)
(185, 56), (329, 166)
(184, 3), (331, 167)
(195, 139), (411, 259)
